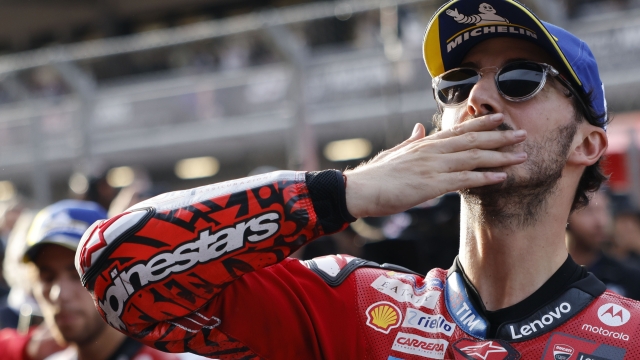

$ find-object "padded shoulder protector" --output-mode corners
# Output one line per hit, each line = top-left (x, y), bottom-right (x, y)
(301, 255), (422, 287)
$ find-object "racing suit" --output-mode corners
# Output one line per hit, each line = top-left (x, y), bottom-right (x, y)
(75, 170), (640, 359)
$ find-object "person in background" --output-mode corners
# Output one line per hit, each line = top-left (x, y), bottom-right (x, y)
(0, 198), (25, 298)
(0, 209), (64, 360)
(567, 188), (640, 300)
(20, 200), (178, 360)
(611, 201), (640, 270)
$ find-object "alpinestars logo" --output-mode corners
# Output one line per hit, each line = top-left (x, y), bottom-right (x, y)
(452, 338), (520, 360)
(597, 303), (630, 326)
(97, 211), (281, 330)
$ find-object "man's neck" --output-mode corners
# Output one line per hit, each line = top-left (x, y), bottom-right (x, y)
(458, 189), (572, 311)
(76, 326), (126, 360)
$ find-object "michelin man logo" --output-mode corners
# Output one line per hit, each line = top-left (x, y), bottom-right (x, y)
(446, 3), (510, 24)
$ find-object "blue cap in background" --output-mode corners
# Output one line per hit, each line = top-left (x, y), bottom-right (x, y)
(23, 200), (107, 262)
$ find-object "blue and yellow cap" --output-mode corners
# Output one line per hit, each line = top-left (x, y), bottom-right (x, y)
(423, 0), (607, 124)
(23, 200), (107, 263)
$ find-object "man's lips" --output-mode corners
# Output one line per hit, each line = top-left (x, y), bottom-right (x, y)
(54, 312), (80, 326)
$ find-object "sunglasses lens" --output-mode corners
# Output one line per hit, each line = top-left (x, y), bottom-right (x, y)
(497, 62), (545, 99)
(436, 69), (479, 105)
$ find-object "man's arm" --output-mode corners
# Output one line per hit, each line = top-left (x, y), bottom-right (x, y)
(76, 115), (527, 357)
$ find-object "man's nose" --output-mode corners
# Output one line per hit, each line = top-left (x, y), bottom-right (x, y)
(465, 74), (502, 117)
(49, 278), (79, 303)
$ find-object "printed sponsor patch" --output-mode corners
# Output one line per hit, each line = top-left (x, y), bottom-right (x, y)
(552, 344), (574, 360)
(581, 303), (634, 341)
(445, 273), (488, 339)
(452, 338), (520, 360)
(366, 301), (402, 334)
(392, 332), (448, 359)
(498, 288), (593, 342)
(403, 308), (455, 336)
(371, 275), (440, 309)
(597, 303), (630, 327)
(541, 332), (626, 360)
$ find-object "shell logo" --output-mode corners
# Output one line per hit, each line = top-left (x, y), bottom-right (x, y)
(366, 301), (402, 334)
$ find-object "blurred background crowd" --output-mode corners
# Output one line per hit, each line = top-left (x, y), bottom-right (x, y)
(0, 0), (638, 359)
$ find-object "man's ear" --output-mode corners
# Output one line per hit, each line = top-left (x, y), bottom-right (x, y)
(568, 125), (608, 166)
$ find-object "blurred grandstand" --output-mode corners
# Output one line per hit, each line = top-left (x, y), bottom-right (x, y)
(0, 0), (638, 209)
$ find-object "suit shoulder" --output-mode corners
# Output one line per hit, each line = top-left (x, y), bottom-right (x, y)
(299, 254), (424, 286)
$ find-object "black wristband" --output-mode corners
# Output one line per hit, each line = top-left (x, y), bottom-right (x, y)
(305, 170), (357, 234)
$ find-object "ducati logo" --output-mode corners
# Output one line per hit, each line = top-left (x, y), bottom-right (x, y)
(597, 303), (631, 327)
(552, 344), (574, 360)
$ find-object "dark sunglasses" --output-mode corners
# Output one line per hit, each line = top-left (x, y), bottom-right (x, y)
(432, 61), (586, 110)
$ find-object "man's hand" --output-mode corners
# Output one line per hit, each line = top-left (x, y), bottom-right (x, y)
(344, 114), (527, 218)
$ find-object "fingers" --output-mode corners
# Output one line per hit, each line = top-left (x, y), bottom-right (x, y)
(438, 171), (508, 194)
(428, 113), (503, 141)
(409, 123), (426, 140)
(437, 149), (527, 172)
(373, 123), (426, 162)
(433, 128), (526, 154)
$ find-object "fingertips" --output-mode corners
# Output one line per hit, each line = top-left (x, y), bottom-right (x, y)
(487, 172), (507, 182)
(409, 123), (426, 140)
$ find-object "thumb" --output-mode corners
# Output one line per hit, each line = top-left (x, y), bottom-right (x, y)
(409, 123), (426, 140)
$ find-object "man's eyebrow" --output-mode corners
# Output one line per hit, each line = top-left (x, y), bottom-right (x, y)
(502, 57), (530, 66)
(459, 61), (478, 68)
(459, 58), (532, 69)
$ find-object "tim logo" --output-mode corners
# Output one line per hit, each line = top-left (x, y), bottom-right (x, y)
(553, 344), (574, 360)
(446, 3), (509, 25)
(597, 303), (630, 327)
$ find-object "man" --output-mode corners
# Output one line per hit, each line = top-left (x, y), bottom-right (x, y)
(611, 199), (640, 270)
(20, 200), (178, 360)
(567, 188), (640, 300)
(76, 1), (638, 359)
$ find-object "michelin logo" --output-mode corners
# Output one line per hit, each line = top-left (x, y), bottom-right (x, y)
(98, 211), (281, 330)
(444, 3), (536, 53)
(446, 3), (509, 25)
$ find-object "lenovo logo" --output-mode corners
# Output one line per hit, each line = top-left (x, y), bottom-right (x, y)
(510, 302), (571, 339)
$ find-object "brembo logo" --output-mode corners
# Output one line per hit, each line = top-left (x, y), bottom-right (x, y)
(510, 302), (571, 339)
(97, 212), (280, 330)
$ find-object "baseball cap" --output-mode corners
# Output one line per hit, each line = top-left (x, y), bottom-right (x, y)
(423, 0), (607, 125)
(23, 200), (107, 263)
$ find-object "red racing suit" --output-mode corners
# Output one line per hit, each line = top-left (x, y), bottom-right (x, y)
(75, 170), (640, 359)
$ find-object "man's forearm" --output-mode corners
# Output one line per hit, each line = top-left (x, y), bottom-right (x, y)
(75, 170), (352, 336)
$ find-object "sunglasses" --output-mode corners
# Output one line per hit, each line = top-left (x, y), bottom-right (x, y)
(432, 61), (586, 109)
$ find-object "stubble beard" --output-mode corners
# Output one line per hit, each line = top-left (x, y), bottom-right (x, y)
(59, 311), (109, 347)
(460, 121), (578, 230)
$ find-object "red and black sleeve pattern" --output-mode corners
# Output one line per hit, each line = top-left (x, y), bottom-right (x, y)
(74, 170), (353, 358)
